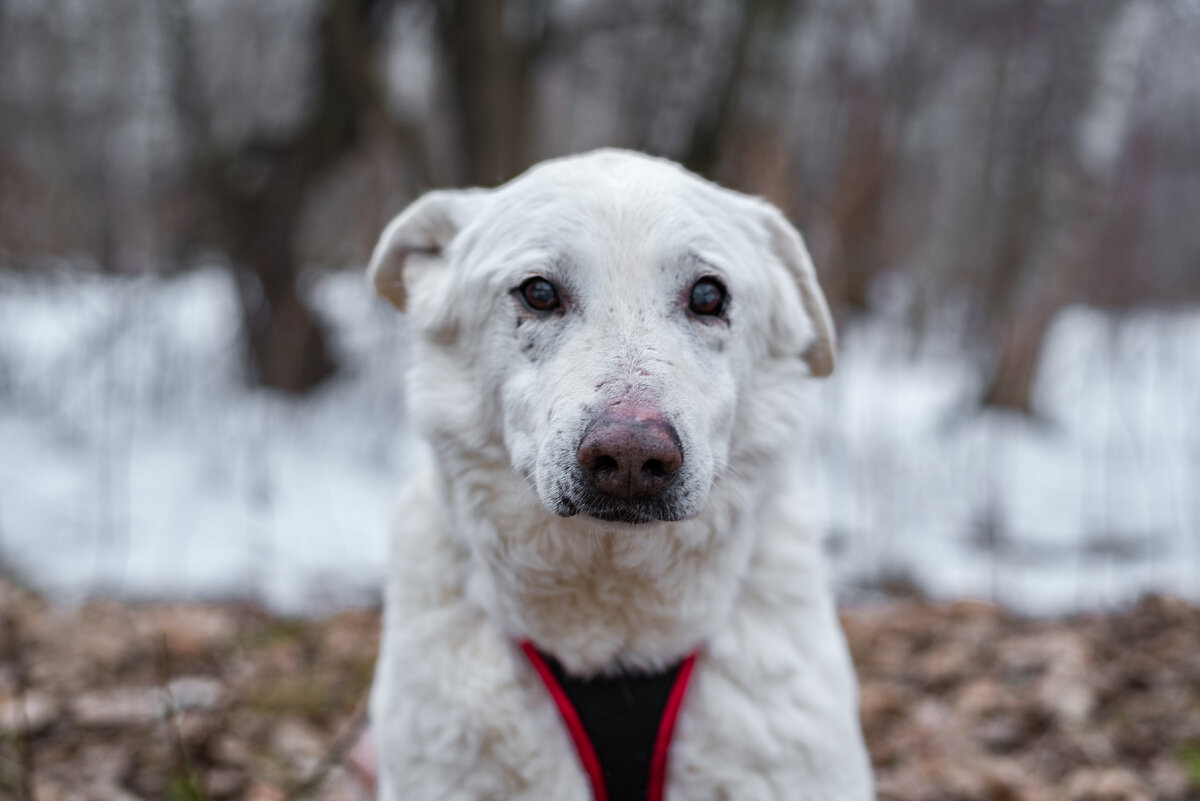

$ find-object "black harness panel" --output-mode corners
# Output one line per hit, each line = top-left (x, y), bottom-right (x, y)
(541, 651), (685, 801)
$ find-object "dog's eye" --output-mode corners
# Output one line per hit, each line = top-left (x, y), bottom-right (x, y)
(688, 277), (727, 316)
(519, 277), (561, 312)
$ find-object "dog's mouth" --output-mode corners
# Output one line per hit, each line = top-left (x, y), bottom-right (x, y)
(553, 487), (691, 525)
(588, 507), (662, 525)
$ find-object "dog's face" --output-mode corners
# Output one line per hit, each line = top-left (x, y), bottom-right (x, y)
(369, 150), (834, 526)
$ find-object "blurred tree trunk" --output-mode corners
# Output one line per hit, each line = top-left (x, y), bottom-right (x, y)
(435, 0), (547, 186)
(681, 0), (800, 179)
(163, 0), (396, 393)
(981, 1), (1157, 413)
(826, 112), (891, 311)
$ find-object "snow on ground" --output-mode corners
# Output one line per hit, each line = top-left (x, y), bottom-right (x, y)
(0, 262), (422, 612)
(805, 295), (1200, 613)
(0, 264), (1197, 614)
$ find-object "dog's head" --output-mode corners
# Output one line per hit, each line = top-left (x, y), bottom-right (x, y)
(369, 150), (834, 527)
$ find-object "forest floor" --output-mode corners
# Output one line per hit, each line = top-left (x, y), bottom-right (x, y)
(1, 574), (1198, 801)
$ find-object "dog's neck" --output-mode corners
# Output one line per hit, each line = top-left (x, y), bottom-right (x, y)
(441, 464), (764, 675)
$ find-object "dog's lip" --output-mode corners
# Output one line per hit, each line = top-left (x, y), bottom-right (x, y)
(551, 473), (699, 525)
(549, 498), (660, 525)
(571, 496), (690, 525)
(585, 508), (661, 525)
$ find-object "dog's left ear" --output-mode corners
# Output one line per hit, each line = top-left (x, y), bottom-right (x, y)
(367, 189), (488, 311)
(757, 203), (837, 378)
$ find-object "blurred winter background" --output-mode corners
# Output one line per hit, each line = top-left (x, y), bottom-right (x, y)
(1, 0), (1198, 616)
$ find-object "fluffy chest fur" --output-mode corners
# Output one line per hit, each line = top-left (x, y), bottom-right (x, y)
(370, 469), (872, 801)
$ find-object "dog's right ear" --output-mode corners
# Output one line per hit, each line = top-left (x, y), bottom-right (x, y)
(756, 202), (837, 378)
(367, 189), (487, 311)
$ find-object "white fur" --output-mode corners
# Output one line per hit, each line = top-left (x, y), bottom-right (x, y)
(368, 150), (873, 800)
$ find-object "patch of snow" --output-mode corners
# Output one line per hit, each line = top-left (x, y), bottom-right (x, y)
(803, 303), (1200, 614)
(0, 266), (1196, 615)
(0, 265), (420, 613)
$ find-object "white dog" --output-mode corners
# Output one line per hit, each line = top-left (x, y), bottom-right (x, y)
(365, 150), (872, 800)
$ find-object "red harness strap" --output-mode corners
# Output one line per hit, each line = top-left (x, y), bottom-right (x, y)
(645, 652), (697, 801)
(520, 642), (698, 801)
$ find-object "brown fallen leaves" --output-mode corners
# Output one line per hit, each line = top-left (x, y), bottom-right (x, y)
(0, 578), (376, 801)
(1, 573), (1198, 801)
(846, 595), (1200, 801)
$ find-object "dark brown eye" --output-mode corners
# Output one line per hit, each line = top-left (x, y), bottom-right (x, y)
(688, 277), (726, 316)
(519, 277), (561, 312)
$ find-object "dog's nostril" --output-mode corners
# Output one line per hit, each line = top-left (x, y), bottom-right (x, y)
(593, 455), (618, 475)
(642, 459), (667, 478)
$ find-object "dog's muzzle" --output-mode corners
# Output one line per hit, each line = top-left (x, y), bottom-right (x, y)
(570, 407), (685, 523)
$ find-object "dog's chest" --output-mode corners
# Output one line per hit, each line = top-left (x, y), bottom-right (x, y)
(371, 473), (872, 800)
(374, 605), (871, 801)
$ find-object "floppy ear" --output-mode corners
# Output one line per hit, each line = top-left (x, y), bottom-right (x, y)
(367, 189), (487, 311)
(758, 203), (837, 378)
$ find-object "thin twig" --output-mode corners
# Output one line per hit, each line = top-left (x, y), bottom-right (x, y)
(286, 700), (370, 800)
(3, 613), (35, 801)
(156, 636), (208, 801)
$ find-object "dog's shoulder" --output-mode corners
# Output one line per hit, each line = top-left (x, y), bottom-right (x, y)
(371, 468), (593, 801)
(667, 500), (874, 800)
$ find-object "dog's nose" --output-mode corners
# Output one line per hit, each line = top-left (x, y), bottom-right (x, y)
(577, 415), (683, 499)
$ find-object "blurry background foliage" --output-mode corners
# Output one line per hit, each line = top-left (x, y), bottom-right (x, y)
(3, 0), (1198, 407)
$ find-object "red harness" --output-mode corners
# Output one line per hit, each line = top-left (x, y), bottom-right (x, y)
(520, 642), (698, 801)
